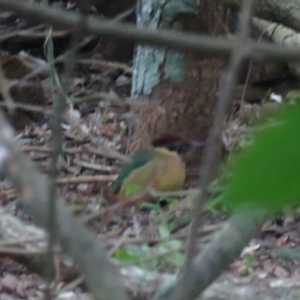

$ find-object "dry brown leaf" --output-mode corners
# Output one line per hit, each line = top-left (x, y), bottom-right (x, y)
(274, 265), (290, 278)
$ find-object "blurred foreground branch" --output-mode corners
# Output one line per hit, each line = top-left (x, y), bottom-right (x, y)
(0, 112), (128, 300)
(0, 0), (300, 62)
(0, 204), (289, 300)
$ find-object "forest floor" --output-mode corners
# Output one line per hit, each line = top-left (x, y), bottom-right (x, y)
(0, 2), (300, 299)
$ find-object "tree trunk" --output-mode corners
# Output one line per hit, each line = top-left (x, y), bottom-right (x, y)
(128, 0), (228, 155)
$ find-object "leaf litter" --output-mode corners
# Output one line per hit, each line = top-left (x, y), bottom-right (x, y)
(0, 2), (300, 298)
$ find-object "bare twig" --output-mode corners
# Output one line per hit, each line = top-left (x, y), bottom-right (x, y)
(42, 0), (62, 297)
(0, 174), (117, 197)
(0, 0), (300, 62)
(73, 159), (116, 172)
(77, 59), (132, 73)
(147, 188), (200, 198)
(0, 24), (44, 41)
(0, 236), (46, 247)
(0, 113), (128, 300)
(0, 101), (53, 116)
(0, 60), (14, 112)
(72, 91), (121, 104)
(240, 27), (267, 109)
(56, 175), (117, 184)
(224, 0), (300, 33)
(184, 0), (254, 270)
(20, 144), (127, 162)
(0, 174), (116, 188)
(56, 276), (85, 296)
(0, 246), (58, 255)
(84, 145), (128, 162)
(108, 228), (132, 256)
(110, 5), (136, 23)
(106, 224), (222, 247)
(21, 145), (67, 153)
(82, 191), (150, 224)
(154, 1), (255, 300)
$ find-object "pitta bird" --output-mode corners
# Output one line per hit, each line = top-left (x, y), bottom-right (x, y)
(109, 134), (203, 200)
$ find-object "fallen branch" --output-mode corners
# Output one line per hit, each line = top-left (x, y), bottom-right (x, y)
(225, 0), (300, 33)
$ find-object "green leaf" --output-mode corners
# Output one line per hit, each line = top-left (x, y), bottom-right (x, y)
(33, 137), (43, 146)
(114, 246), (144, 262)
(266, 88), (273, 97)
(125, 183), (143, 196)
(157, 239), (183, 267)
(68, 94), (75, 103)
(95, 196), (104, 204)
(204, 195), (224, 214)
(161, 239), (182, 249)
(172, 251), (184, 266)
(139, 202), (161, 211)
(69, 204), (85, 213)
(158, 224), (170, 238)
(244, 254), (257, 269)
(223, 101), (300, 212)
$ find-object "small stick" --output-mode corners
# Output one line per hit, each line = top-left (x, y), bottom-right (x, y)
(57, 175), (117, 184)
(0, 236), (46, 247)
(73, 159), (116, 172)
(106, 224), (222, 246)
(82, 191), (150, 224)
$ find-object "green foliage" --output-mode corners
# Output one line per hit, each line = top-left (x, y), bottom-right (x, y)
(158, 223), (171, 238)
(266, 88), (273, 97)
(101, 114), (109, 125)
(114, 222), (183, 270)
(125, 183), (143, 196)
(139, 202), (161, 211)
(69, 204), (86, 213)
(114, 246), (145, 262)
(95, 195), (104, 204)
(204, 194), (224, 214)
(68, 94), (76, 103)
(243, 254), (257, 275)
(119, 125), (127, 137)
(33, 137), (44, 146)
(223, 101), (300, 212)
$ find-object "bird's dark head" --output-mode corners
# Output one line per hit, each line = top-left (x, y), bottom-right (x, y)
(151, 133), (204, 157)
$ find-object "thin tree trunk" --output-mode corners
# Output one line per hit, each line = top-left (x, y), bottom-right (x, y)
(129, 0), (227, 155)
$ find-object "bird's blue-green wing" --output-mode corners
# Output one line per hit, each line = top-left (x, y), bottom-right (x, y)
(110, 147), (156, 193)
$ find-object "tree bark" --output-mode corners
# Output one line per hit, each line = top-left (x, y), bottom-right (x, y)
(129, 0), (228, 154)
